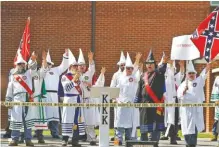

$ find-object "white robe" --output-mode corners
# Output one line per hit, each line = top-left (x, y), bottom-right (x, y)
(31, 66), (48, 130)
(164, 66), (184, 126)
(110, 69), (124, 128)
(177, 69), (207, 135)
(91, 73), (105, 126)
(7, 68), (15, 121)
(79, 61), (96, 126)
(115, 71), (140, 137)
(6, 67), (37, 130)
(211, 76), (219, 120)
(61, 73), (85, 137)
(44, 55), (69, 122)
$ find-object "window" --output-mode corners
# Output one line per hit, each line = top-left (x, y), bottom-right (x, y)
(210, 1), (219, 6)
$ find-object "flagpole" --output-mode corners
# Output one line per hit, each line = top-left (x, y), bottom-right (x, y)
(186, 60), (189, 88)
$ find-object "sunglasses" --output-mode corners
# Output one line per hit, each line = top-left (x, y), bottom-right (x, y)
(126, 67), (133, 70)
(188, 72), (195, 75)
(120, 64), (125, 67)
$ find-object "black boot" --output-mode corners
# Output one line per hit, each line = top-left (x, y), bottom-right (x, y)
(19, 133), (25, 144)
(170, 136), (177, 144)
(62, 136), (69, 146)
(90, 141), (97, 146)
(3, 133), (11, 138)
(72, 140), (81, 147)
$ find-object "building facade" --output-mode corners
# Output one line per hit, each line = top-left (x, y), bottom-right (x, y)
(1, 1), (217, 132)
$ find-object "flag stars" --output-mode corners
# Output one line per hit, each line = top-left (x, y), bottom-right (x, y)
(209, 32), (213, 36)
(208, 39), (212, 44)
(212, 16), (216, 20)
(206, 48), (210, 52)
(217, 33), (219, 37)
(210, 24), (215, 29)
(205, 56), (209, 59)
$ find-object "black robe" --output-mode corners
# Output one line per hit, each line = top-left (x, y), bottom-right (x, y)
(135, 63), (167, 132)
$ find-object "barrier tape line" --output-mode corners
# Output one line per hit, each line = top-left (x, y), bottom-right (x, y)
(1, 101), (219, 107)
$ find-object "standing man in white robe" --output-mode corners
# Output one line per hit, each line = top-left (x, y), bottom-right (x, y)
(44, 49), (69, 138)
(110, 51), (126, 141)
(3, 68), (15, 138)
(60, 50), (84, 147)
(77, 49), (96, 145)
(164, 60), (185, 144)
(210, 72), (219, 141)
(6, 50), (37, 146)
(115, 52), (141, 145)
(177, 61), (210, 147)
(28, 51), (48, 144)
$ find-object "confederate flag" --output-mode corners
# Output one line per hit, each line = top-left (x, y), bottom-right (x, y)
(191, 7), (219, 62)
(14, 17), (30, 64)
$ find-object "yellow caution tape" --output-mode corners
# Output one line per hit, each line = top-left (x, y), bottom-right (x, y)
(1, 101), (218, 107)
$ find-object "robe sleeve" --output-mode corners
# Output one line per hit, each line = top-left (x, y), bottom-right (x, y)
(55, 54), (69, 76)
(94, 73), (105, 87)
(5, 81), (13, 102)
(132, 64), (139, 76)
(27, 60), (38, 78)
(198, 68), (208, 87)
(134, 69), (142, 83)
(157, 63), (167, 75)
(110, 73), (117, 87)
(134, 76), (143, 103)
(177, 82), (198, 103)
(88, 60), (95, 77)
(8, 69), (14, 82)
(175, 71), (185, 86)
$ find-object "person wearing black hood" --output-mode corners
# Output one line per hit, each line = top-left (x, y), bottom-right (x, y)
(135, 50), (167, 147)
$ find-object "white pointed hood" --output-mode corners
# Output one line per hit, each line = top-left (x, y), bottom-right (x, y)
(78, 48), (86, 65)
(186, 60), (197, 74)
(46, 50), (54, 65)
(68, 49), (78, 66)
(125, 52), (134, 68)
(158, 52), (165, 66)
(15, 49), (27, 65)
(117, 51), (126, 65)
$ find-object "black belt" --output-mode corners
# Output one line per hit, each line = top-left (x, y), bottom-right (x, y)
(46, 90), (57, 93)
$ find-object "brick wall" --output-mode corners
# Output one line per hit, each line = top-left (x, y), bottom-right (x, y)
(1, 2), (214, 131)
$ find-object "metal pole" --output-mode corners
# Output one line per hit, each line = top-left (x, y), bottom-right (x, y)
(91, 1), (96, 53)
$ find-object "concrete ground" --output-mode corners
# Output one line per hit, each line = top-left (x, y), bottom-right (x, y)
(0, 131), (218, 147)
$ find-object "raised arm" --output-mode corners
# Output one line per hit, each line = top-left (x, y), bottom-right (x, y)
(39, 50), (49, 78)
(87, 51), (95, 76)
(27, 52), (38, 77)
(133, 52), (142, 75)
(157, 55), (168, 74)
(197, 63), (210, 87)
(56, 49), (69, 75)
(94, 67), (106, 87)
(174, 61), (185, 86)
(110, 72), (118, 87)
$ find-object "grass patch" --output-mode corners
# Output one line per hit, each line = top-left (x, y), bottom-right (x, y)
(42, 129), (212, 138)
